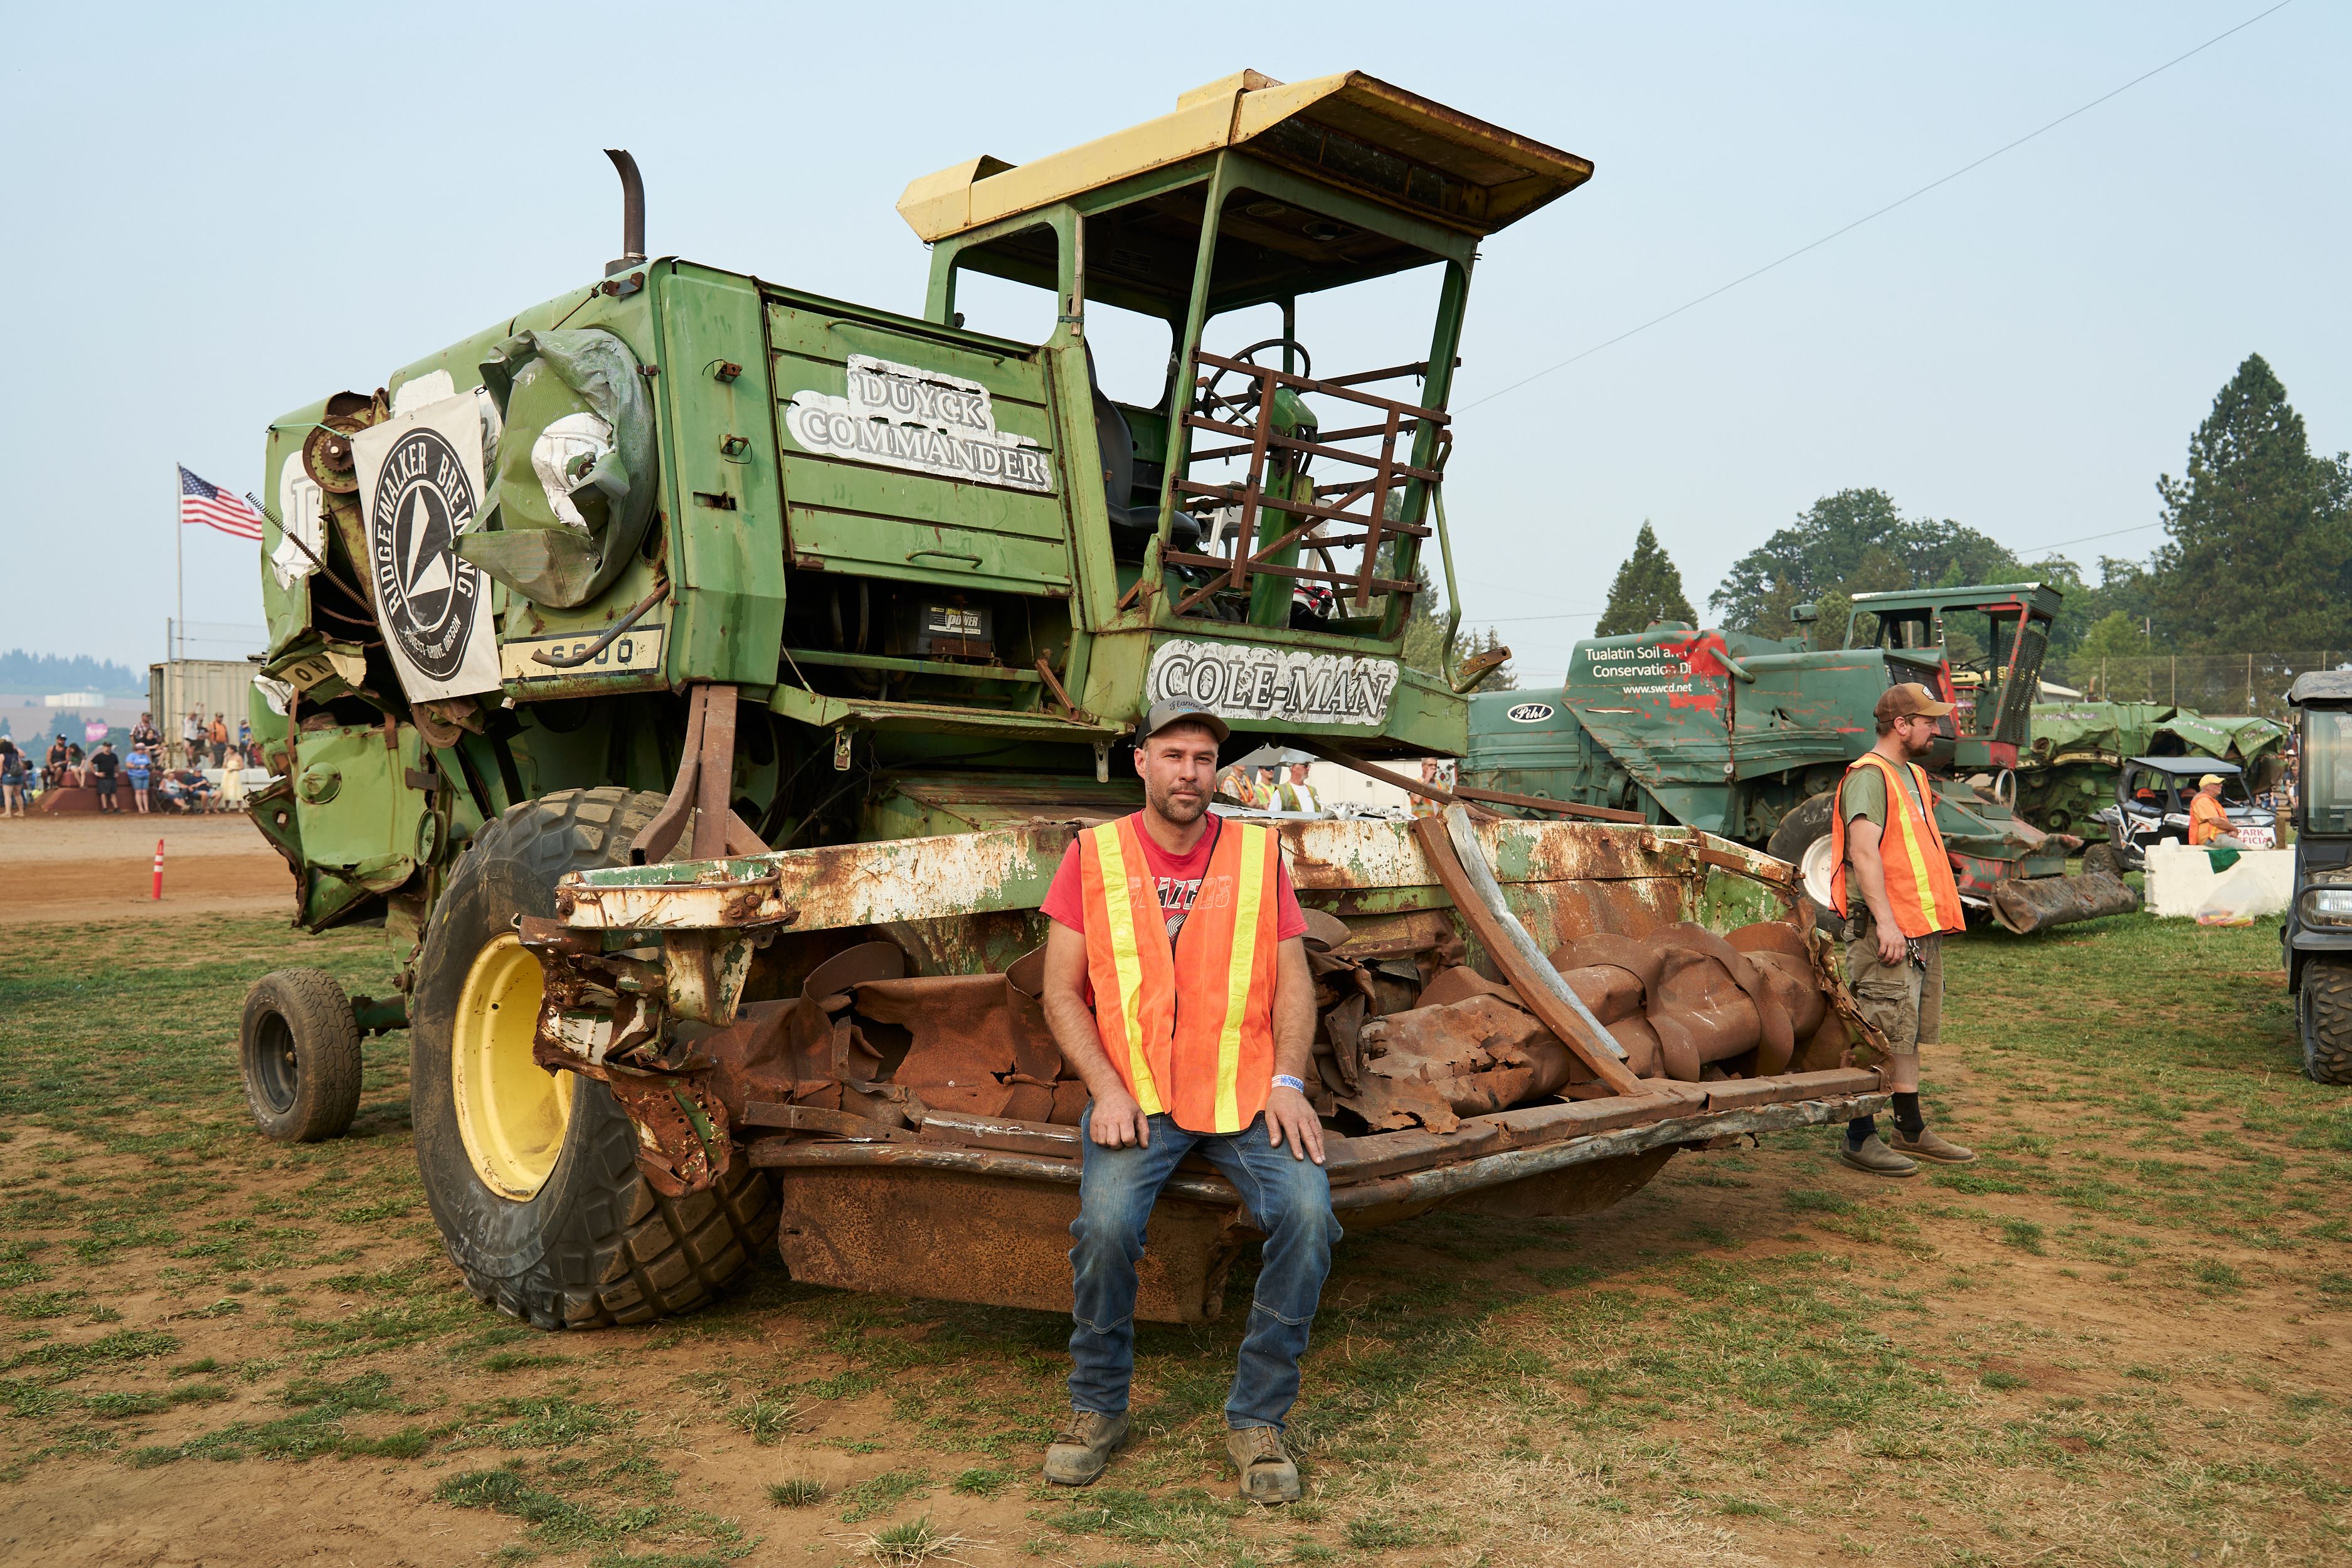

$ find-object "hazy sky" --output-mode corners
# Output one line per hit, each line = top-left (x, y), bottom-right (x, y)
(3, 1), (2343, 678)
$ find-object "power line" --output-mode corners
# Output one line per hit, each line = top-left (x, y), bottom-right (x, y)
(2007, 519), (2165, 557)
(1458, 1), (2295, 413)
(1481, 610), (1606, 625)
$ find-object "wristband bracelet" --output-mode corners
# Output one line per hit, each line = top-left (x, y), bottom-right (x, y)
(1271, 1074), (1306, 1093)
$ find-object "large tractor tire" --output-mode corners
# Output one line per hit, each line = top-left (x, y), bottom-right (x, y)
(1766, 792), (1848, 941)
(2297, 957), (2352, 1086)
(240, 968), (364, 1143)
(411, 787), (778, 1329)
(2082, 841), (2127, 880)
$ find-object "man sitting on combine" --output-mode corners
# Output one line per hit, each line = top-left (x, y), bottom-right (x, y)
(2189, 773), (2247, 849)
(1036, 701), (1335, 1503)
(1830, 683), (1980, 1177)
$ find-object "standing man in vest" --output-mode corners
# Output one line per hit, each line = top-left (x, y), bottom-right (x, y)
(1036, 701), (1333, 1503)
(1829, 684), (1980, 1177)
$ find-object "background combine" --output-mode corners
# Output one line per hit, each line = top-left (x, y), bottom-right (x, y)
(230, 70), (1890, 1333)
(2018, 697), (2286, 842)
(1462, 583), (2138, 935)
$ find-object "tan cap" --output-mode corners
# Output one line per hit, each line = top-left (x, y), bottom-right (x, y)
(1138, 700), (1230, 744)
(2198, 773), (2225, 788)
(1873, 682), (1956, 722)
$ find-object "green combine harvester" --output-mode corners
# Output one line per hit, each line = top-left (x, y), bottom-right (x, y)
(1463, 584), (2139, 935)
(233, 70), (1896, 1333)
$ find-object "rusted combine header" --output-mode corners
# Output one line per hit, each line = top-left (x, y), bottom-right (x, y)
(524, 806), (1887, 1322)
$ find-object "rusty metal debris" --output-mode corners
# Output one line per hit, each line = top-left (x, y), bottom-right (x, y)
(534, 869), (1869, 1192)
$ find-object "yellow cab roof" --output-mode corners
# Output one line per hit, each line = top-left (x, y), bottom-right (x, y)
(898, 70), (1592, 245)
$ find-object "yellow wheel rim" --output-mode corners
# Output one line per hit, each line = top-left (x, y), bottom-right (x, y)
(452, 933), (575, 1201)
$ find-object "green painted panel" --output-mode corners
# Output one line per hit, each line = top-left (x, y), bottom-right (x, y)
(785, 511), (1073, 588)
(654, 266), (788, 686)
(290, 723), (431, 927)
(765, 307), (1051, 405)
(776, 460), (1070, 543)
(765, 296), (1074, 596)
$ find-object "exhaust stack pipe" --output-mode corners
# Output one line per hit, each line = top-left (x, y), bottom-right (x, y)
(604, 149), (644, 277)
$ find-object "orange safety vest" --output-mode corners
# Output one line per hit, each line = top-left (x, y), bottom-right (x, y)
(1074, 813), (1283, 1133)
(1830, 751), (1965, 937)
(2188, 792), (2230, 846)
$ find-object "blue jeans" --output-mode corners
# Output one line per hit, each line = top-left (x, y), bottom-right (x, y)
(1067, 1107), (1341, 1431)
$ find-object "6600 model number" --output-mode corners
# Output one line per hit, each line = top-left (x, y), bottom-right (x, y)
(500, 626), (667, 683)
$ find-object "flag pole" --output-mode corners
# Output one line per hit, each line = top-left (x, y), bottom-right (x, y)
(173, 464), (184, 662)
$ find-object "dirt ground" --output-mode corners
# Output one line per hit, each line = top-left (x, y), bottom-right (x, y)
(0, 812), (292, 924)
(1, 899), (2347, 1566)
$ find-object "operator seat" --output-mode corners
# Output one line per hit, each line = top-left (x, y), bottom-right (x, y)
(1088, 348), (1199, 565)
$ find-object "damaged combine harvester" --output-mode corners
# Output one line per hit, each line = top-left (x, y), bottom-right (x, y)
(524, 802), (1888, 1322)
(232, 69), (1890, 1331)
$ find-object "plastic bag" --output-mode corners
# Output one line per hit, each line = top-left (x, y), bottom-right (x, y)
(456, 329), (658, 608)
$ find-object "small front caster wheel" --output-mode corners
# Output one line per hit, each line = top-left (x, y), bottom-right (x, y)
(240, 968), (364, 1142)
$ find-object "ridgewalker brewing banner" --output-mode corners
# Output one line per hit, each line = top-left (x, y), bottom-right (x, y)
(352, 393), (503, 702)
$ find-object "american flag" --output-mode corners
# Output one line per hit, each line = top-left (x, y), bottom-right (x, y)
(178, 465), (265, 541)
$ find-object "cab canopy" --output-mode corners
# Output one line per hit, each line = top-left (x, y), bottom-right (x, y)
(899, 69), (1591, 317)
(895, 71), (1589, 663)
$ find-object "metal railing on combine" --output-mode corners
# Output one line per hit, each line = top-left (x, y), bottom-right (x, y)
(1165, 350), (1449, 622)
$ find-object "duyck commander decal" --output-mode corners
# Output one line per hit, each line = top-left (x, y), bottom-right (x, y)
(351, 391), (504, 701)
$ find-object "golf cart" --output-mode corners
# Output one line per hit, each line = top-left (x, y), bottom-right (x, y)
(2286, 672), (2352, 1083)
(2089, 755), (2276, 874)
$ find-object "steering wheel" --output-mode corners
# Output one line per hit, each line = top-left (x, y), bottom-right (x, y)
(1197, 337), (1314, 426)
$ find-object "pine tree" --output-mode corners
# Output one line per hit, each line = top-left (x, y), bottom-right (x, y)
(1594, 522), (1697, 636)
(2148, 354), (2352, 651)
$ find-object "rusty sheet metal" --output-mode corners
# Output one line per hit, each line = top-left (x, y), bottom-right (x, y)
(857, 972), (1066, 1120)
(662, 930), (758, 1024)
(746, 1075), (1882, 1318)
(601, 1071), (733, 1197)
(772, 1165), (1243, 1323)
(1443, 1147), (1675, 1221)
(1318, 1067), (1872, 1184)
(555, 815), (1789, 936)
(556, 823), (1079, 931)
(1329, 1088), (1887, 1214)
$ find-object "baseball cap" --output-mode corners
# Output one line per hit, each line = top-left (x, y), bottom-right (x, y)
(1874, 682), (1956, 723)
(1138, 700), (1230, 744)
(2198, 773), (2224, 788)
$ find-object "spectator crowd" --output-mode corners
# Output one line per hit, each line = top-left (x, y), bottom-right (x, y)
(0, 708), (265, 819)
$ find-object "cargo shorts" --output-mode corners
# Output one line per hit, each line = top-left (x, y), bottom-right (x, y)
(1842, 906), (1942, 1052)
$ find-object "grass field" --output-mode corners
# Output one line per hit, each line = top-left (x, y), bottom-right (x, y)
(1, 908), (2348, 1565)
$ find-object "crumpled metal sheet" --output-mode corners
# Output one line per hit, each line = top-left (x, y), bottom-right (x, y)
(856, 972), (1062, 1120)
(602, 1069), (733, 1197)
(459, 328), (658, 608)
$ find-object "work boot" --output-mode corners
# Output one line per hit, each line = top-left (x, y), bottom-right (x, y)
(1227, 1425), (1301, 1504)
(1042, 1409), (1128, 1486)
(1838, 1133), (1918, 1178)
(1890, 1126), (1977, 1163)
